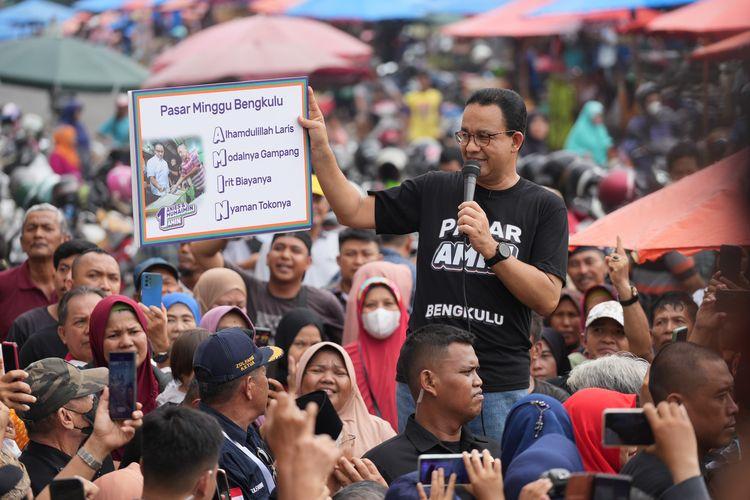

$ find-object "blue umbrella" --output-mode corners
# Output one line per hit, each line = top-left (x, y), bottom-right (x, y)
(428, 0), (512, 15)
(287, 0), (429, 21)
(74, 0), (129, 13)
(532, 0), (694, 16)
(0, 0), (74, 25)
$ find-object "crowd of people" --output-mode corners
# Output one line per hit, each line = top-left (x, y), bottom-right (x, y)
(1, 4), (750, 499)
(0, 78), (747, 499)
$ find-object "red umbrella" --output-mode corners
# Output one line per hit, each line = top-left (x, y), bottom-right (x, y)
(145, 15), (371, 87)
(443, 0), (581, 38)
(647, 0), (750, 36)
(692, 31), (750, 61)
(570, 149), (750, 263)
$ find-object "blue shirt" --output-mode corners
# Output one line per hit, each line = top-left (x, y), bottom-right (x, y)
(199, 403), (275, 499)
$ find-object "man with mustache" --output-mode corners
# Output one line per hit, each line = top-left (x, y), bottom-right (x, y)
(0, 204), (69, 341)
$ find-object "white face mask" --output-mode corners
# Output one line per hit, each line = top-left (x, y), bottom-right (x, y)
(647, 100), (662, 116)
(362, 308), (401, 339)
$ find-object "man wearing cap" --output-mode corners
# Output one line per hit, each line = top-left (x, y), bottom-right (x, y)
(194, 328), (283, 500)
(18, 358), (115, 495)
(133, 257), (181, 299)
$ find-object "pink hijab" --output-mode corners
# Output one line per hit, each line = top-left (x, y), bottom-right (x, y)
(295, 342), (396, 458)
(342, 261), (413, 345)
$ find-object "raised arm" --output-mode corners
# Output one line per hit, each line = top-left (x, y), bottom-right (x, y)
(607, 237), (653, 361)
(298, 87), (375, 229)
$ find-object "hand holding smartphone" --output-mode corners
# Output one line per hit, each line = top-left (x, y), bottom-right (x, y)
(418, 454), (470, 485)
(1, 342), (20, 373)
(108, 351), (137, 420)
(49, 477), (85, 500)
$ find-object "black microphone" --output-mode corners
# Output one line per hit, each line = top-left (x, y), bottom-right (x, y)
(462, 160), (481, 202)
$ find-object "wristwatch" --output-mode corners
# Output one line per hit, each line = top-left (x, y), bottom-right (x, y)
(77, 447), (103, 471)
(485, 242), (512, 268)
(153, 351), (169, 363)
(619, 285), (639, 307)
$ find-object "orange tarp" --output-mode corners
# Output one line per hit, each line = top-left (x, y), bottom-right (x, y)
(691, 31), (750, 61)
(569, 149), (750, 263)
(647, 0), (750, 36)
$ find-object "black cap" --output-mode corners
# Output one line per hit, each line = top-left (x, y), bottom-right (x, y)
(133, 257), (179, 291)
(193, 328), (283, 384)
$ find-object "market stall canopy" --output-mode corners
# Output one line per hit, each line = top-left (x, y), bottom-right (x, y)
(428, 0), (512, 15)
(570, 149), (750, 263)
(443, 0), (582, 38)
(0, 0), (74, 25)
(532, 0), (692, 16)
(0, 35), (148, 91)
(74, 0), (128, 13)
(145, 15), (372, 87)
(646, 0), (750, 36)
(251, 0), (302, 14)
(692, 31), (750, 61)
(0, 20), (35, 40)
(287, 0), (428, 21)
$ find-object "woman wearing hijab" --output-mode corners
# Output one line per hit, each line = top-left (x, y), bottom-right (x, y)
(49, 125), (81, 180)
(564, 101), (613, 166)
(564, 387), (638, 474)
(296, 342), (396, 458)
(531, 328), (572, 381)
(163, 292), (201, 343)
(199, 305), (254, 334)
(500, 394), (576, 473)
(342, 261), (413, 345)
(88, 295), (162, 416)
(270, 308), (326, 388)
(192, 268), (247, 314)
(344, 277), (407, 431)
(503, 434), (583, 500)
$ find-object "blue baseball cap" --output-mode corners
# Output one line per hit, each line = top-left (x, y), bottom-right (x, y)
(193, 328), (283, 384)
(133, 257), (179, 291)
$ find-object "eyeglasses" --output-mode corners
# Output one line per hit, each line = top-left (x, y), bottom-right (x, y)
(455, 130), (517, 147)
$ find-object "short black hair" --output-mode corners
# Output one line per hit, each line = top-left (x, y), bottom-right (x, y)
(333, 480), (387, 500)
(666, 141), (700, 171)
(439, 146), (463, 166)
(339, 228), (379, 249)
(71, 247), (115, 277)
(141, 406), (223, 494)
(198, 376), (245, 406)
(53, 239), (97, 269)
(58, 286), (105, 326)
(272, 231), (312, 255)
(650, 291), (698, 326)
(466, 88), (527, 134)
(399, 324), (475, 400)
(649, 341), (726, 403)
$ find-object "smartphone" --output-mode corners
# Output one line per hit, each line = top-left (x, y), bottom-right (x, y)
(672, 326), (689, 343)
(49, 477), (85, 500)
(602, 409), (654, 447)
(719, 245), (743, 283)
(108, 351), (137, 420)
(140, 271), (163, 308)
(213, 468), (230, 500)
(418, 454), (469, 485)
(254, 327), (271, 347)
(1, 342), (20, 373)
(715, 289), (750, 314)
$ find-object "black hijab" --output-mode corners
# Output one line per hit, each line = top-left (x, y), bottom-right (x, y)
(271, 308), (326, 384)
(541, 327), (572, 376)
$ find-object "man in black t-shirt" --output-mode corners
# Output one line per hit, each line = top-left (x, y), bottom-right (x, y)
(300, 87), (568, 440)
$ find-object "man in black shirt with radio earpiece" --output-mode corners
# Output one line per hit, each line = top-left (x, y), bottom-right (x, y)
(300, 86), (568, 441)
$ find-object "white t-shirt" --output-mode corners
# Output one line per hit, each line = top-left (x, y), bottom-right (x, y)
(145, 155), (169, 196)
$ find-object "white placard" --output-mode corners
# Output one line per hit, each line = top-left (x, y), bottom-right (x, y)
(128, 77), (312, 246)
